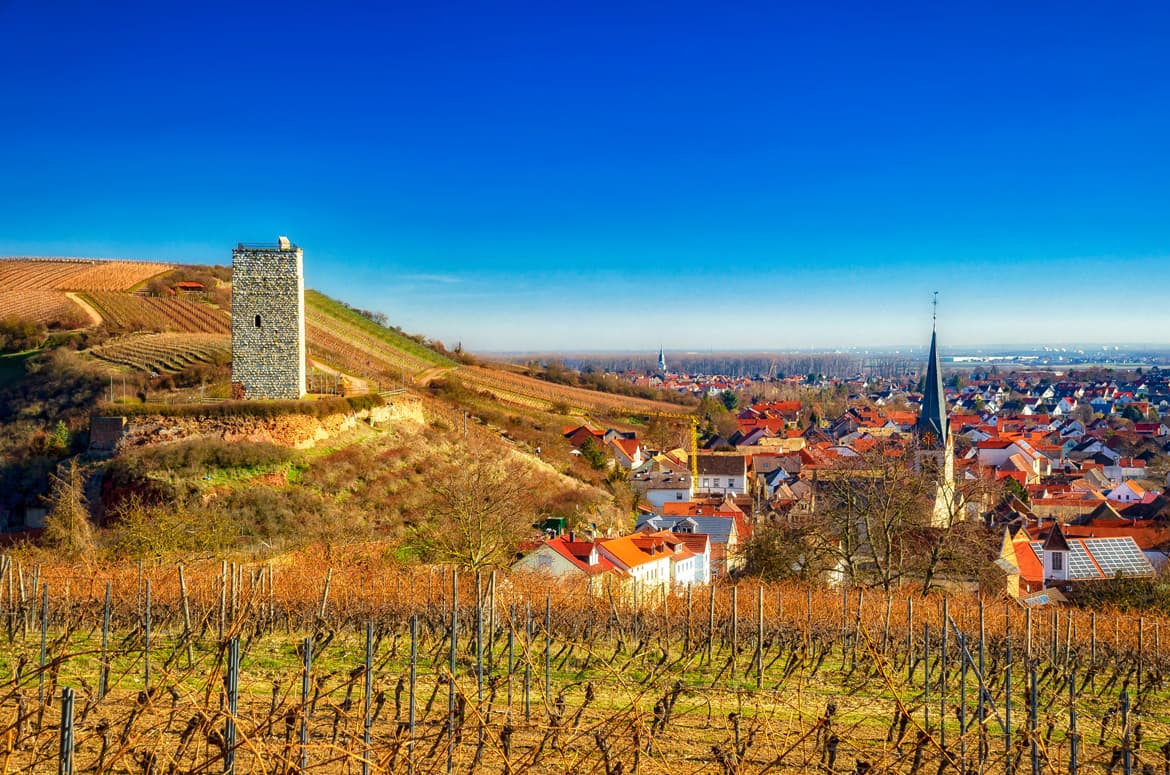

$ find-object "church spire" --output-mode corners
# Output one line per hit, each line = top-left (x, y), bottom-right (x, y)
(916, 292), (947, 447)
(657, 346), (666, 373)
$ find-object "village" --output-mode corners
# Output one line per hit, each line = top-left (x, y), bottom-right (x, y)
(514, 330), (1170, 605)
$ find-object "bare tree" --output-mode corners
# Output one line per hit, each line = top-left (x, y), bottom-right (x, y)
(795, 446), (1003, 593)
(415, 447), (539, 571)
(806, 448), (935, 591)
(42, 459), (96, 560)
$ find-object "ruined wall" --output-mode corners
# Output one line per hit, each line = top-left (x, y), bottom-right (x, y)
(121, 398), (425, 450)
(231, 239), (306, 399)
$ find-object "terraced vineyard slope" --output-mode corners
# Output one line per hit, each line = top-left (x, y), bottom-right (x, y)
(0, 257), (170, 290)
(83, 291), (230, 333)
(304, 289), (456, 386)
(91, 333), (231, 373)
(0, 290), (87, 325)
(457, 364), (692, 415)
(0, 258), (173, 328)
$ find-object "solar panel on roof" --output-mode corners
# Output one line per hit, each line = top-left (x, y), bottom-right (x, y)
(1030, 540), (1105, 580)
(1085, 537), (1152, 578)
(1067, 543), (1099, 579)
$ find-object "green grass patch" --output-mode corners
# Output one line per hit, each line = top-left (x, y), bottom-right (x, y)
(305, 289), (457, 368)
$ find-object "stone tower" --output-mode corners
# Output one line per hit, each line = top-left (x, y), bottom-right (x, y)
(231, 236), (307, 400)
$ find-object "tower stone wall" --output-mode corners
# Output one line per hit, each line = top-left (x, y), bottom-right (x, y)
(231, 237), (306, 400)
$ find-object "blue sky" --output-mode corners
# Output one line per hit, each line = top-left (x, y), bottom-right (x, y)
(1, 2), (1168, 351)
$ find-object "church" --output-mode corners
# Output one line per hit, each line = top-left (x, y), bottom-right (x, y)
(914, 313), (957, 528)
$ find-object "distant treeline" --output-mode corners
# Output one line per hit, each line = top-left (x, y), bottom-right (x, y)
(502, 353), (927, 380)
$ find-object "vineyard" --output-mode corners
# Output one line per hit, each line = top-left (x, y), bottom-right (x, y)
(82, 292), (230, 334)
(0, 290), (85, 326)
(457, 365), (689, 417)
(90, 333), (231, 373)
(2, 549), (1167, 774)
(0, 259), (170, 291)
(304, 291), (457, 388)
(305, 291), (456, 371)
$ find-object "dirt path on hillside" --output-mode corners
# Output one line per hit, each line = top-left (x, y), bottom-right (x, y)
(310, 359), (369, 395)
(64, 292), (103, 327)
(415, 365), (455, 386)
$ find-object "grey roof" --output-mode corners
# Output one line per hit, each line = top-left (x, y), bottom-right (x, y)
(752, 457), (786, 474)
(762, 467), (791, 487)
(735, 428), (772, 446)
(696, 455), (747, 476)
(635, 515), (736, 545)
(630, 470), (692, 491)
(916, 328), (948, 447)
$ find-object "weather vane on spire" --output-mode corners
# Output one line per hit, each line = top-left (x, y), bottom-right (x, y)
(932, 291), (938, 329)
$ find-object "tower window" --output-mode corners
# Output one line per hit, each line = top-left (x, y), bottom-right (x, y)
(255, 315), (262, 329)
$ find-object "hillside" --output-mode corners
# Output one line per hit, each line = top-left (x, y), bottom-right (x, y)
(304, 289), (457, 388)
(0, 258), (175, 329)
(0, 256), (695, 549)
(1, 257), (693, 418)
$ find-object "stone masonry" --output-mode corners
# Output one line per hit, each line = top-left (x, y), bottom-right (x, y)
(231, 236), (307, 399)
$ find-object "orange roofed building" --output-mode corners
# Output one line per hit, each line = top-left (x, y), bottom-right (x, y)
(512, 534), (621, 581)
(598, 531), (704, 589)
(513, 531), (708, 588)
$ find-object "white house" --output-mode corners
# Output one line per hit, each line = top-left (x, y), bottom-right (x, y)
(512, 535), (620, 579)
(636, 525), (711, 585)
(609, 437), (645, 470)
(630, 469), (694, 512)
(695, 454), (748, 497)
(597, 533), (675, 593)
(1106, 480), (1149, 504)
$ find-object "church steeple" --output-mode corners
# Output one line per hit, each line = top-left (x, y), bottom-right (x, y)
(657, 346), (666, 373)
(916, 293), (947, 448)
(914, 293), (957, 528)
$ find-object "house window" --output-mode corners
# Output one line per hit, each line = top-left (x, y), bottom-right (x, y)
(255, 314), (262, 328)
(676, 492), (683, 500)
(727, 478), (736, 488)
(1052, 553), (1063, 571)
(702, 478), (709, 488)
(713, 478), (721, 487)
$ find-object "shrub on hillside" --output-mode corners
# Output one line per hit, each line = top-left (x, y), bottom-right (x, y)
(109, 495), (237, 559)
(0, 317), (46, 353)
(123, 437), (294, 476)
(215, 485), (340, 544)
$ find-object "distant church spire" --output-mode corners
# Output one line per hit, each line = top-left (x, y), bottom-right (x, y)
(657, 346), (667, 373)
(916, 291), (947, 447)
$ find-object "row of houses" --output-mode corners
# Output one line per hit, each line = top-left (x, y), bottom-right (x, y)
(513, 529), (712, 589)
